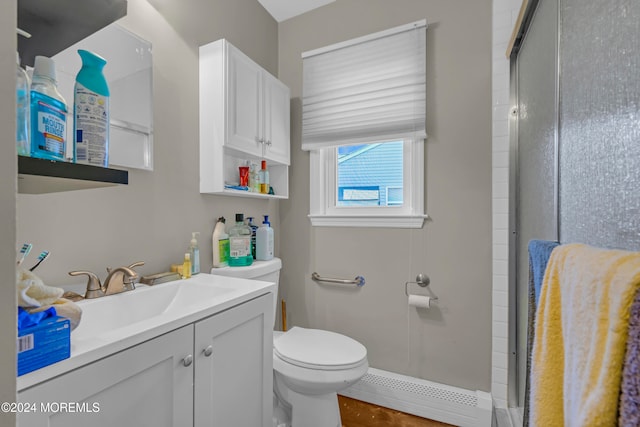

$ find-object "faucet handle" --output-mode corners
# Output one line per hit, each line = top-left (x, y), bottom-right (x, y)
(106, 261), (144, 274)
(127, 261), (145, 269)
(68, 270), (103, 299)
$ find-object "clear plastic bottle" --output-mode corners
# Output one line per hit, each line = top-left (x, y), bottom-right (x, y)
(228, 213), (253, 267)
(16, 52), (30, 157)
(249, 162), (260, 193)
(30, 56), (68, 162)
(189, 232), (200, 275)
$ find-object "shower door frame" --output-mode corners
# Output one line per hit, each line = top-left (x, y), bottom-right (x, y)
(507, 0), (561, 412)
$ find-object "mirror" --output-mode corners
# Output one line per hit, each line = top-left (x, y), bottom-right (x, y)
(52, 23), (153, 170)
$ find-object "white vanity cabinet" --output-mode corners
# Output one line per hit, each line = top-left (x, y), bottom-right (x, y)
(18, 325), (194, 427)
(18, 293), (273, 427)
(200, 39), (290, 198)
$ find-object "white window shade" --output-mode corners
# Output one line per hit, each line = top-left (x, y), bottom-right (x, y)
(302, 20), (427, 150)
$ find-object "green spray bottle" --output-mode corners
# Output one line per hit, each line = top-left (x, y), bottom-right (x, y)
(74, 49), (109, 166)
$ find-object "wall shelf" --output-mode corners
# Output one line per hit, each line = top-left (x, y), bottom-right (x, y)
(16, 0), (130, 194)
(220, 189), (288, 200)
(18, 157), (128, 194)
(18, 0), (127, 67)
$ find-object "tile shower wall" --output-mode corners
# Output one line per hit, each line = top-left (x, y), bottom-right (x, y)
(492, 0), (523, 409)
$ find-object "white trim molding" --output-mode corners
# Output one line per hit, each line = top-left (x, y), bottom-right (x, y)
(308, 214), (428, 228)
(309, 139), (426, 228)
(341, 367), (493, 427)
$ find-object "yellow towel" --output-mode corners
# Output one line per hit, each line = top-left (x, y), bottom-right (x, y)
(16, 268), (64, 308)
(530, 243), (640, 427)
(17, 268), (83, 331)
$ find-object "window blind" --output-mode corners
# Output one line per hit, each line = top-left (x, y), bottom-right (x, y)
(301, 20), (427, 151)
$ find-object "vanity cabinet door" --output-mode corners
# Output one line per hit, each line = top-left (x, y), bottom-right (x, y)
(263, 73), (291, 165)
(194, 293), (273, 427)
(18, 325), (194, 427)
(226, 44), (263, 157)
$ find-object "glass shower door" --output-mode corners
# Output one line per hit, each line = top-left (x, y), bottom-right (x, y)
(511, 0), (558, 411)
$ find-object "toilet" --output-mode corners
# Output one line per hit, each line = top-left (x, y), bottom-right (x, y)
(210, 258), (368, 427)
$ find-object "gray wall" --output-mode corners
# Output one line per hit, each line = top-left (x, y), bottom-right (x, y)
(16, 0), (281, 287)
(278, 0), (493, 391)
(1, 0), (17, 423)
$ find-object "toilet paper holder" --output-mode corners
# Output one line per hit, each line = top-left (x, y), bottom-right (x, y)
(405, 274), (438, 301)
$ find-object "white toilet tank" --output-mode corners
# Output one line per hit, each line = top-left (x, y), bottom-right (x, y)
(210, 258), (281, 326)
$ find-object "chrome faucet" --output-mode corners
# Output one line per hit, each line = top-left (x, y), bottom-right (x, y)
(69, 261), (144, 299)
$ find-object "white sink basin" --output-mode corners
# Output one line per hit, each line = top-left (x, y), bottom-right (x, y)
(72, 279), (234, 341)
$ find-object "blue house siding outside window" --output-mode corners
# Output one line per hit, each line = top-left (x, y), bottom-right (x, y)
(337, 141), (404, 206)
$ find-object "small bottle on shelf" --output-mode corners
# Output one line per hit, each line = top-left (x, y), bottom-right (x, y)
(30, 56), (68, 162)
(16, 52), (30, 157)
(259, 160), (269, 194)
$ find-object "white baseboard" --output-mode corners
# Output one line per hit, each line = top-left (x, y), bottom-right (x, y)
(340, 367), (493, 427)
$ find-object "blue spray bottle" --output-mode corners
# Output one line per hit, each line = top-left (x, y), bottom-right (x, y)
(74, 49), (110, 166)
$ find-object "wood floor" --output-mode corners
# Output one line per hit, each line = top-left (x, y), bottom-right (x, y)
(338, 395), (457, 427)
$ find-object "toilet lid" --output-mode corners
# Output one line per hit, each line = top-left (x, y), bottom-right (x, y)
(274, 327), (367, 371)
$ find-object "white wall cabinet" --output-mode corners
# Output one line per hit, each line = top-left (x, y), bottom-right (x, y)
(200, 39), (290, 199)
(18, 294), (273, 427)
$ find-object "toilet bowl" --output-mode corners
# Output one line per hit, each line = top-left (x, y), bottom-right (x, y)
(273, 327), (368, 427)
(210, 258), (369, 427)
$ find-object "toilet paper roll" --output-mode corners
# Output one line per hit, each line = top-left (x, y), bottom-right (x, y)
(408, 294), (431, 309)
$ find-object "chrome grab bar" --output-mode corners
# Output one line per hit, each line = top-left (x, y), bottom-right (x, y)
(311, 272), (365, 287)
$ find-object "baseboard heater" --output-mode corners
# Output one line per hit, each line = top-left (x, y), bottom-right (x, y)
(339, 367), (493, 427)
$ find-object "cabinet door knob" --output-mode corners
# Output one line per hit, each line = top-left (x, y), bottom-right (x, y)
(203, 345), (213, 357)
(265, 140), (272, 147)
(255, 136), (263, 144)
(183, 354), (193, 367)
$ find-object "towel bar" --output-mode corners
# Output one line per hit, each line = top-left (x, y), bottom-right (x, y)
(311, 272), (365, 287)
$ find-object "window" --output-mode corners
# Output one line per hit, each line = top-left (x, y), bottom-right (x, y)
(302, 20), (428, 228)
(309, 138), (424, 228)
(337, 142), (402, 207)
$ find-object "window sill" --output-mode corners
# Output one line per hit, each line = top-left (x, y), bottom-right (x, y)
(308, 214), (428, 229)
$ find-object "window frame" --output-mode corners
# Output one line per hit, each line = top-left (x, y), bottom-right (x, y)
(309, 138), (427, 228)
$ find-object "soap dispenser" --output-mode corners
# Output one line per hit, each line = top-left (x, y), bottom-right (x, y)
(189, 232), (200, 275)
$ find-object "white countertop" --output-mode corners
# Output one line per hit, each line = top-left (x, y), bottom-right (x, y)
(18, 273), (276, 391)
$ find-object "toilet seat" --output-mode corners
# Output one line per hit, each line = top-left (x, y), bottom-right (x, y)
(274, 327), (367, 371)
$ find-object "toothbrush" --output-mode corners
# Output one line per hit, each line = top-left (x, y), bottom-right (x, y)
(29, 251), (50, 272)
(16, 243), (32, 266)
